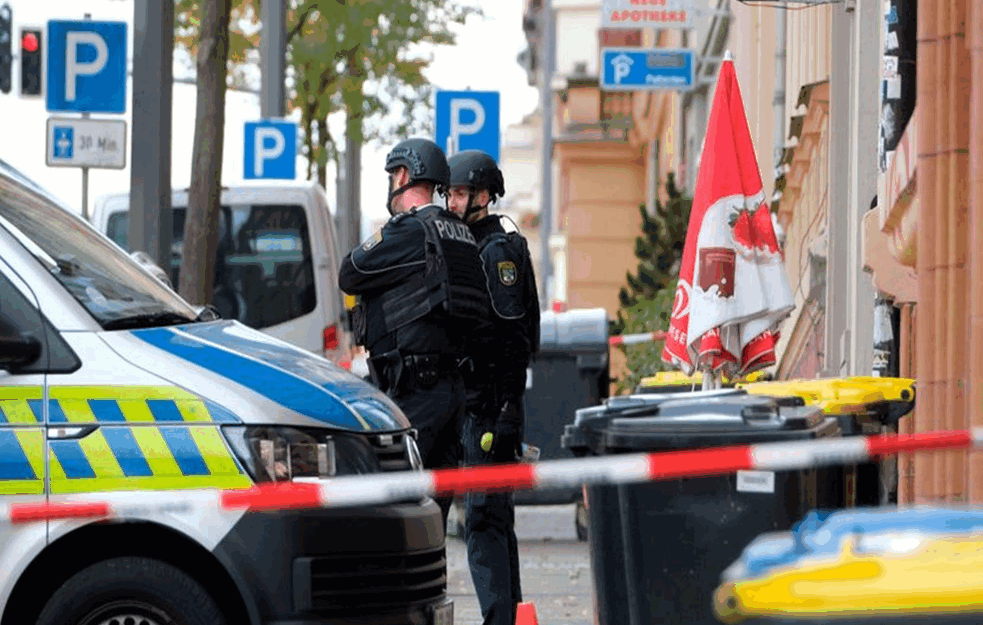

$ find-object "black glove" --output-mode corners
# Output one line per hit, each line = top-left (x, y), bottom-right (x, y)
(491, 401), (522, 463)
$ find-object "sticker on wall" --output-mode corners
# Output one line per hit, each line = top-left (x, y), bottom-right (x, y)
(885, 31), (899, 52)
(885, 77), (902, 100)
(883, 55), (899, 79)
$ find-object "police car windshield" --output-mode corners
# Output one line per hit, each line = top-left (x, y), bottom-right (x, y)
(0, 177), (198, 328)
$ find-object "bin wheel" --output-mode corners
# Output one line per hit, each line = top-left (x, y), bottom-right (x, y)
(36, 556), (227, 625)
(575, 500), (589, 542)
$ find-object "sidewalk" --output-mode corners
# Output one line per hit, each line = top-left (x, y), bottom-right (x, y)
(447, 504), (594, 625)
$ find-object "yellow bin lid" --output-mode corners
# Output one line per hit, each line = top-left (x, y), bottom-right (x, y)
(639, 370), (768, 389)
(738, 377), (915, 416)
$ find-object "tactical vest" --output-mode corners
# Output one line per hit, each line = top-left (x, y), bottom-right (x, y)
(378, 206), (489, 334)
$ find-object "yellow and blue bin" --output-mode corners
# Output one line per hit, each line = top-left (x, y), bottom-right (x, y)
(715, 507), (983, 624)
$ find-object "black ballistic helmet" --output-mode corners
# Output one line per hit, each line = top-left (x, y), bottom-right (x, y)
(448, 150), (505, 201)
(385, 138), (450, 190)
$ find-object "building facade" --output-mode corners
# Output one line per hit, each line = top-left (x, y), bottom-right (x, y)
(521, 1), (983, 506)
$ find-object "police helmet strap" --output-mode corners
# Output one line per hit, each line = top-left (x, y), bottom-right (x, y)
(386, 173), (419, 216)
(463, 171), (480, 219)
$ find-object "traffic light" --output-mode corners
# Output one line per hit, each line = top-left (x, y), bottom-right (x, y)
(19, 27), (40, 96)
(0, 4), (11, 94)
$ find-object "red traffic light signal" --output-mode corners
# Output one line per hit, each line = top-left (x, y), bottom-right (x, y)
(20, 31), (37, 53)
(19, 27), (40, 96)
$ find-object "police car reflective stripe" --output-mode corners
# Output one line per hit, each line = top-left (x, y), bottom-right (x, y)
(47, 425), (251, 494)
(0, 386), (251, 495)
(0, 429), (43, 495)
(1, 386), (241, 424)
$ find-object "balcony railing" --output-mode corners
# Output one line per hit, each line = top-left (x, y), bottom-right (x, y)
(557, 87), (634, 143)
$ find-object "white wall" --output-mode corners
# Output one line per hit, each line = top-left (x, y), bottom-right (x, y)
(555, 6), (601, 77)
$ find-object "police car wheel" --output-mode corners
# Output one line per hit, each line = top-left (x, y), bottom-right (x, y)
(36, 556), (227, 625)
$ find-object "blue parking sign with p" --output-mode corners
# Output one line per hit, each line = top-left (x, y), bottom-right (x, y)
(46, 20), (127, 113)
(244, 121), (297, 180)
(435, 91), (500, 162)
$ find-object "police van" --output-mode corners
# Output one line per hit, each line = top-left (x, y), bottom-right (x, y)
(0, 163), (451, 625)
(91, 183), (354, 366)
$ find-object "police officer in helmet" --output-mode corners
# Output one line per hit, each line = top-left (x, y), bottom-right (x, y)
(338, 138), (490, 526)
(447, 149), (540, 625)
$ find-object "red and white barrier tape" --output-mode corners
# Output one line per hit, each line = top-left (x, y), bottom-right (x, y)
(4, 428), (979, 524)
(609, 331), (667, 346)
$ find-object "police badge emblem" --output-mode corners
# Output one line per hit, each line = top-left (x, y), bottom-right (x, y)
(361, 230), (383, 251)
(497, 261), (517, 286)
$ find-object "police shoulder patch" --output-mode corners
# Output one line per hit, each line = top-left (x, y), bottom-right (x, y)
(498, 261), (517, 286)
(361, 230), (384, 251)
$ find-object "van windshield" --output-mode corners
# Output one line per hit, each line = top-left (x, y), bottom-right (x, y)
(107, 203), (316, 329)
(0, 178), (198, 329)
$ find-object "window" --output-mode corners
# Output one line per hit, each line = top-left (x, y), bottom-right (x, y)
(0, 181), (197, 329)
(0, 263), (79, 373)
(108, 204), (316, 329)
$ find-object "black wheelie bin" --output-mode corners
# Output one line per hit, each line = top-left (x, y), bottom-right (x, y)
(517, 307), (609, 506)
(561, 391), (850, 625)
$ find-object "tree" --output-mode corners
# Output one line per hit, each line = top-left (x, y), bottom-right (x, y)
(287, 0), (477, 186)
(178, 0), (233, 305)
(171, 0), (475, 304)
(613, 174), (692, 392)
(616, 173), (691, 312)
(174, 0), (260, 90)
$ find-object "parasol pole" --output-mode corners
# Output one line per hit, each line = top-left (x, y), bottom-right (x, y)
(701, 49), (733, 393)
(701, 365), (718, 391)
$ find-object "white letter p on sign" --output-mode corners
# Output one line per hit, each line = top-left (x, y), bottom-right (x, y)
(449, 98), (485, 152)
(254, 127), (285, 177)
(65, 31), (109, 101)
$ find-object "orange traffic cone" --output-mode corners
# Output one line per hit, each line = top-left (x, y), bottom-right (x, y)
(515, 602), (539, 625)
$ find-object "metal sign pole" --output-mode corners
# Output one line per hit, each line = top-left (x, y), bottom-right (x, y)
(81, 166), (89, 220)
(259, 0), (286, 118)
(81, 109), (89, 220)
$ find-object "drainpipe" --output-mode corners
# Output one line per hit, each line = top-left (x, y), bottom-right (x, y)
(537, 0), (555, 306)
(969, 0), (983, 504)
(773, 8), (786, 172)
(915, 0), (944, 502)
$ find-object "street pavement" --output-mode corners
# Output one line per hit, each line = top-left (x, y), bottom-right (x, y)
(446, 504), (594, 625)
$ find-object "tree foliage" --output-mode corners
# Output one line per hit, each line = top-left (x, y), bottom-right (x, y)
(174, 0), (478, 185)
(613, 173), (692, 392)
(289, 0), (477, 184)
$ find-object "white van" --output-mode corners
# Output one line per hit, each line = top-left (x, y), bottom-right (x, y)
(92, 183), (353, 365)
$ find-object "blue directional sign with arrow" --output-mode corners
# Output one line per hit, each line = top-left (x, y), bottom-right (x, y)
(601, 48), (696, 91)
(53, 126), (74, 159)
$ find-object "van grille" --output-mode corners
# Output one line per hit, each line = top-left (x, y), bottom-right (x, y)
(372, 433), (413, 472)
(304, 547), (446, 615)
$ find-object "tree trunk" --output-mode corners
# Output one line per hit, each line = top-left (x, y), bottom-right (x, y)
(316, 117), (329, 188)
(302, 95), (315, 180)
(179, 0), (232, 306)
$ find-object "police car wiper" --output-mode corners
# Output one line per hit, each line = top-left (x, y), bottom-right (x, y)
(102, 311), (197, 330)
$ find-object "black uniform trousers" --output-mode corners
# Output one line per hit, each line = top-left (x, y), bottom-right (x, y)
(463, 400), (522, 625)
(390, 372), (465, 528)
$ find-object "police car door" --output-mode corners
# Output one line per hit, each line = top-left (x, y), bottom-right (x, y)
(0, 249), (51, 612)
